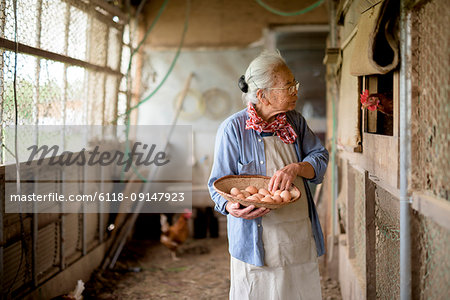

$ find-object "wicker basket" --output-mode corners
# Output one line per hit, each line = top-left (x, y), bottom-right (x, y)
(213, 175), (301, 209)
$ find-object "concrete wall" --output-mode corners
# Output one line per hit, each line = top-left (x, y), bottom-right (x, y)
(137, 48), (261, 191)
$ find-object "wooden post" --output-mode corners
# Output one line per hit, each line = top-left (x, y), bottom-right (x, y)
(347, 162), (356, 259)
(365, 171), (377, 299)
(367, 76), (378, 133)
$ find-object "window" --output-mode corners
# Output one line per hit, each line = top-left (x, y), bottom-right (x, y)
(360, 71), (396, 136)
(356, 70), (400, 188)
(0, 0), (128, 165)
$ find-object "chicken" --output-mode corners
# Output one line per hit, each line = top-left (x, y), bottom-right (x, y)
(160, 209), (192, 260)
(360, 90), (393, 116)
(52, 280), (84, 300)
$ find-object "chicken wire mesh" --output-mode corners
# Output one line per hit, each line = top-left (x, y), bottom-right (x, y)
(409, 0), (450, 297)
(86, 70), (105, 125)
(0, 0), (128, 296)
(0, 0), (125, 164)
(2, 0), (39, 47)
(374, 187), (400, 299)
(89, 18), (108, 66)
(104, 74), (119, 124)
(411, 211), (450, 299)
(353, 168), (366, 282)
(1, 51), (36, 126)
(41, 0), (68, 55)
(38, 58), (66, 125)
(410, 0), (450, 201)
(67, 5), (88, 61)
(108, 27), (122, 71)
(66, 65), (87, 124)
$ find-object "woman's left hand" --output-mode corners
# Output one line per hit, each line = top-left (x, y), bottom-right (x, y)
(268, 163), (299, 193)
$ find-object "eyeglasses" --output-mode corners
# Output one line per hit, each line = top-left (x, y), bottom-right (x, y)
(266, 81), (300, 95)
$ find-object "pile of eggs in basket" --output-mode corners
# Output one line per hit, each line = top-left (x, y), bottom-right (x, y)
(229, 186), (295, 203)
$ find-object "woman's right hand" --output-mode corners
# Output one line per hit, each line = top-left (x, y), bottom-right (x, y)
(226, 202), (270, 219)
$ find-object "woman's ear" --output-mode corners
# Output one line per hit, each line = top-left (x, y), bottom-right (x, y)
(256, 89), (269, 105)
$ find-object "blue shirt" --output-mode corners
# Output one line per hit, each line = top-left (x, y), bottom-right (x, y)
(207, 108), (329, 267)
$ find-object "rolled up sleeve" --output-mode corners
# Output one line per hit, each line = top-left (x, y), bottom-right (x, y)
(299, 120), (329, 184)
(207, 122), (240, 215)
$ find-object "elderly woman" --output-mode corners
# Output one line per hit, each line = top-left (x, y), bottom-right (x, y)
(207, 50), (328, 300)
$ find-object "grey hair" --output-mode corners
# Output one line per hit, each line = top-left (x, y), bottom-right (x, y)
(242, 50), (287, 104)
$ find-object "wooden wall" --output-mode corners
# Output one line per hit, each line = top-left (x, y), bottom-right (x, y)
(140, 0), (328, 48)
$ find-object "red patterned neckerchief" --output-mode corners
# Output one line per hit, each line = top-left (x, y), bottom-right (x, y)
(245, 102), (297, 144)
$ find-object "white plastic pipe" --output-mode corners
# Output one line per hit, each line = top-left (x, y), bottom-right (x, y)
(399, 1), (412, 299)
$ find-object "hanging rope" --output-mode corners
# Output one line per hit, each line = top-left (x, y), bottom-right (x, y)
(126, 0), (170, 77)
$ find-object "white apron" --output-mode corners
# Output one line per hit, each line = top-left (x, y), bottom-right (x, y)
(230, 136), (322, 300)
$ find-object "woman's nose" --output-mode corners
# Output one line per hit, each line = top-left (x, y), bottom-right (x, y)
(290, 89), (298, 97)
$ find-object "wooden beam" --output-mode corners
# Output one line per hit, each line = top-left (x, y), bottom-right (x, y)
(412, 193), (450, 231)
(347, 161), (356, 259)
(64, 0), (126, 29)
(90, 0), (128, 23)
(367, 76), (378, 133)
(362, 134), (399, 188)
(0, 38), (123, 77)
(365, 171), (377, 299)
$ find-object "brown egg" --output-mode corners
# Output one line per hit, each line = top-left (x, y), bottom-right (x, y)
(245, 186), (258, 195)
(236, 193), (245, 200)
(273, 195), (283, 203)
(240, 190), (251, 198)
(258, 188), (270, 196)
(254, 193), (264, 200)
(230, 187), (240, 196)
(246, 195), (258, 201)
(280, 190), (291, 202)
(273, 190), (282, 196)
(290, 190), (298, 199)
(260, 195), (273, 202)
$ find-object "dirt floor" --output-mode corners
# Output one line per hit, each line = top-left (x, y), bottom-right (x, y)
(85, 236), (342, 299)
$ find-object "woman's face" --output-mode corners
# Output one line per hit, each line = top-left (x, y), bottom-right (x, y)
(264, 64), (298, 112)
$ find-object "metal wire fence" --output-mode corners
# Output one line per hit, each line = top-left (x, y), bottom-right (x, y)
(412, 211), (450, 299)
(375, 187), (400, 299)
(0, 0), (129, 297)
(370, 1), (449, 298)
(410, 0), (449, 201)
(1, 0), (126, 163)
(409, 0), (450, 297)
